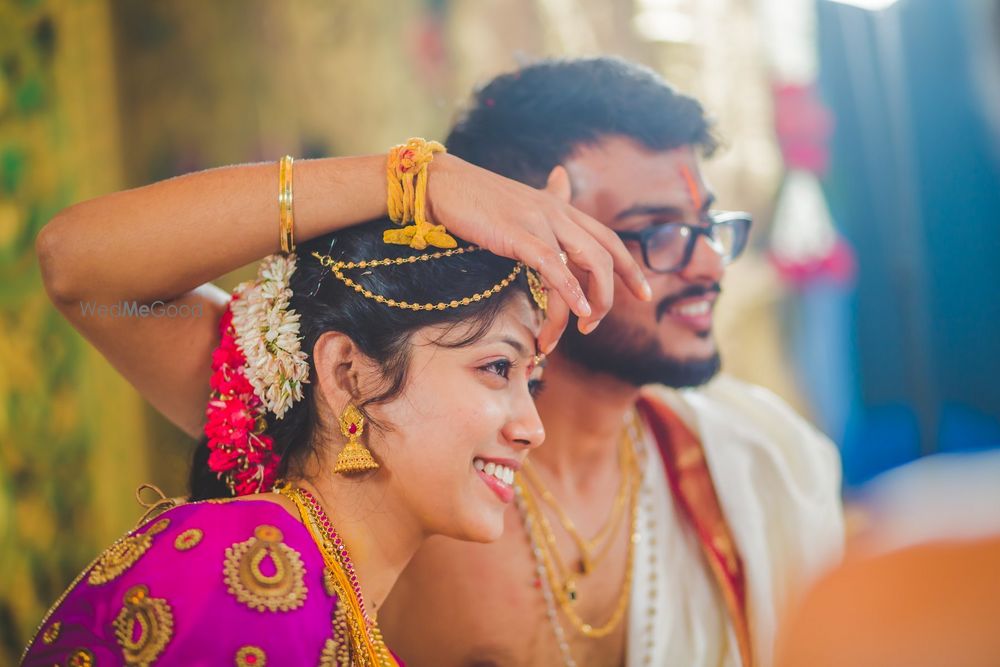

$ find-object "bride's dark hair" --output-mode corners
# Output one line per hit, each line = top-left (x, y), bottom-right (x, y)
(189, 217), (535, 500)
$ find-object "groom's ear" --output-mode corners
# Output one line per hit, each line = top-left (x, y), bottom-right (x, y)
(542, 164), (573, 204)
(544, 164), (573, 202)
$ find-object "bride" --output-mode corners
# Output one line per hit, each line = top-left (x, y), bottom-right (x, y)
(23, 140), (647, 665)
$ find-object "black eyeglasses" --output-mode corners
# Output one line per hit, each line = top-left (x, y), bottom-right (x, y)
(615, 211), (752, 273)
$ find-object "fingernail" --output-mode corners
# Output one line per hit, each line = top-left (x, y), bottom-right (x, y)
(580, 319), (601, 334)
(577, 295), (592, 317)
(544, 339), (558, 355)
(641, 278), (653, 301)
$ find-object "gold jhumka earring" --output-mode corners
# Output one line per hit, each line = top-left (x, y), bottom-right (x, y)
(333, 404), (380, 474)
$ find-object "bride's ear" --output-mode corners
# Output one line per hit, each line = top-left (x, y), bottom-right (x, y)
(312, 331), (365, 410)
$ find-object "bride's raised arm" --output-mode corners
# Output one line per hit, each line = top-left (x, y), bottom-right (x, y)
(35, 150), (650, 437)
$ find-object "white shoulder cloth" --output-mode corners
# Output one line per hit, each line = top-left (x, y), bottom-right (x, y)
(627, 374), (845, 667)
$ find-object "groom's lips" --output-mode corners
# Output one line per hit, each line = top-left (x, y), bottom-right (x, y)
(656, 284), (721, 332)
(662, 295), (717, 331)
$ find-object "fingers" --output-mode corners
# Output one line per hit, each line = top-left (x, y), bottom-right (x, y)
(549, 216), (615, 333)
(565, 205), (652, 303)
(537, 293), (569, 355)
(544, 163), (650, 304)
(440, 159), (645, 342)
(519, 233), (592, 320)
(526, 218), (571, 352)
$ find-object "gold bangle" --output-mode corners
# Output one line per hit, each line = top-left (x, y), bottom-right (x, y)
(278, 155), (295, 253)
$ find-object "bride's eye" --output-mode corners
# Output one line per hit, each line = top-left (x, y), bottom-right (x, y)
(480, 359), (513, 380)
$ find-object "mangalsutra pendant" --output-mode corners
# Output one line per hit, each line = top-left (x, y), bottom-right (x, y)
(564, 578), (578, 602)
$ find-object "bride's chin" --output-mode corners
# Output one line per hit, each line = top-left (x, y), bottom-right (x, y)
(446, 507), (506, 544)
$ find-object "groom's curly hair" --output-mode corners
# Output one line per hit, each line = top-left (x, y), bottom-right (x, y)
(445, 56), (719, 188)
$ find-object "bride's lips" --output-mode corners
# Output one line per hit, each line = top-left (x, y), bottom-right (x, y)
(473, 456), (520, 504)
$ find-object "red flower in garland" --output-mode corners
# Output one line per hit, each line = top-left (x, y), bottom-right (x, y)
(204, 396), (257, 442)
(209, 365), (255, 397)
(203, 296), (281, 496)
(230, 433), (278, 496)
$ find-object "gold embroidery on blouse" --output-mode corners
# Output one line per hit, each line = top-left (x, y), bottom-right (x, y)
(148, 518), (170, 533)
(235, 645), (267, 666)
(173, 528), (203, 551)
(112, 585), (174, 666)
(88, 519), (171, 586)
(223, 525), (307, 612)
(66, 647), (95, 666)
(41, 620), (61, 644)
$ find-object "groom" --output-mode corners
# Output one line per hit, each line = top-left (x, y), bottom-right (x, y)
(379, 57), (844, 666)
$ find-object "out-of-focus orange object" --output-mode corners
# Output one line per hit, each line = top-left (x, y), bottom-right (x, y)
(775, 535), (1000, 667)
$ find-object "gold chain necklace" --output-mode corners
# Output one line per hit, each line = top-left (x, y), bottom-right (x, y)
(515, 417), (641, 639)
(280, 485), (396, 667)
(520, 432), (632, 576)
(517, 411), (655, 664)
(521, 450), (636, 603)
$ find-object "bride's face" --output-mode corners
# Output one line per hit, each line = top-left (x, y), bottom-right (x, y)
(366, 293), (545, 542)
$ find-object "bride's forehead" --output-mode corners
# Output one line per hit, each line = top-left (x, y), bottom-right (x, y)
(480, 294), (544, 348)
(411, 294), (541, 352)
(497, 291), (544, 337)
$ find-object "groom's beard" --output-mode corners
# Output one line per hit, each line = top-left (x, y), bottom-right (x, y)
(557, 290), (722, 388)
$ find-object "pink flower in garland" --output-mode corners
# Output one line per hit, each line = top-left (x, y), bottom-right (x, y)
(204, 396), (257, 443)
(210, 335), (243, 373)
(204, 295), (282, 496)
(209, 367), (255, 402)
(230, 433), (278, 496)
(206, 444), (240, 473)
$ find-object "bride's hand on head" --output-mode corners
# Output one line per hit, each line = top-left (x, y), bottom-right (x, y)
(425, 154), (653, 354)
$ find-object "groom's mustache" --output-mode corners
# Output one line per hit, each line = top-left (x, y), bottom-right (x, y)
(655, 283), (722, 321)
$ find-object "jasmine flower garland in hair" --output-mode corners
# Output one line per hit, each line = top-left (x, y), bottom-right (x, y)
(230, 253), (310, 419)
(203, 253), (309, 496)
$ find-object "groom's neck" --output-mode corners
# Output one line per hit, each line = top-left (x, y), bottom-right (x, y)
(530, 351), (639, 481)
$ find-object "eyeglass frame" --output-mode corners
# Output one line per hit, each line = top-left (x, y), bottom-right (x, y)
(614, 210), (753, 274)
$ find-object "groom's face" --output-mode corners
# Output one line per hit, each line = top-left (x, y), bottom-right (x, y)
(558, 136), (726, 388)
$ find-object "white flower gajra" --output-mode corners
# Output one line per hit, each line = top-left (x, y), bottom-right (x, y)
(231, 253), (310, 419)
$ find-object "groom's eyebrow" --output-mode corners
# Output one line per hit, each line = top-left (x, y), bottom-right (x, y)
(614, 193), (717, 221)
(614, 203), (685, 221)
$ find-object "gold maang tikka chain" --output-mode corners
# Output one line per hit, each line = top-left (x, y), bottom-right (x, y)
(311, 246), (548, 313)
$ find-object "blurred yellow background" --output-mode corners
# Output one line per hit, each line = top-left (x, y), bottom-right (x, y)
(0, 2), (793, 660)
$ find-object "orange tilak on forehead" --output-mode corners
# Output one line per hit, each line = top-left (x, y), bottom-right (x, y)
(679, 164), (703, 211)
